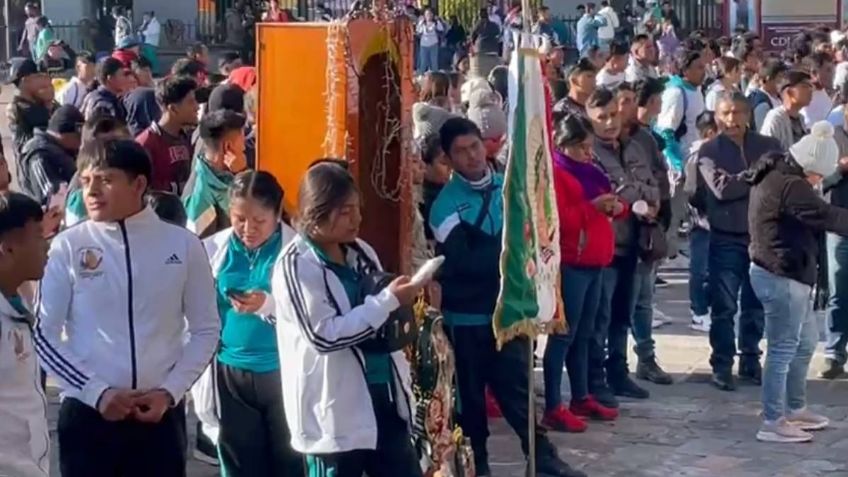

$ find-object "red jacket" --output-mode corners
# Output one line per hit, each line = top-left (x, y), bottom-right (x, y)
(554, 165), (627, 268)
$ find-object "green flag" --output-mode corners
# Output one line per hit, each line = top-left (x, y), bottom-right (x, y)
(493, 34), (565, 348)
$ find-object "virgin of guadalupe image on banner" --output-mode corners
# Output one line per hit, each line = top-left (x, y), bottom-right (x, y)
(493, 31), (565, 348)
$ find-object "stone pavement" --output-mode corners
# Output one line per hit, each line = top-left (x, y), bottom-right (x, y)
(39, 278), (848, 477)
(2, 89), (845, 477)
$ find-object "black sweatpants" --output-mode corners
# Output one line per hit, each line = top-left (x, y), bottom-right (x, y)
(58, 397), (187, 477)
(447, 324), (550, 463)
(217, 362), (304, 477)
(305, 385), (422, 477)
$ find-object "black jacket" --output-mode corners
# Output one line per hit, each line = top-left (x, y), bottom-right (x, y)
(696, 131), (781, 242)
(82, 86), (127, 122)
(19, 130), (77, 205)
(748, 153), (848, 286)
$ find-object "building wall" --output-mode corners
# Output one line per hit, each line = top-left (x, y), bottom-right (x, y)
(42, 0), (92, 23)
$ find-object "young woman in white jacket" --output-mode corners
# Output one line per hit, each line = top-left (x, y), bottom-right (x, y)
(272, 162), (426, 477)
(204, 170), (301, 476)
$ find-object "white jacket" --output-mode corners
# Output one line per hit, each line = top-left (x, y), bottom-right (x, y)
(272, 235), (414, 454)
(35, 207), (220, 409)
(0, 295), (48, 477)
(598, 6), (619, 40)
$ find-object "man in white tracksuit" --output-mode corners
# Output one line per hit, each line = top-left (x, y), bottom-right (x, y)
(35, 139), (220, 476)
(0, 192), (50, 477)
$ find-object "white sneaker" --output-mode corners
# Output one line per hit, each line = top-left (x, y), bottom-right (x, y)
(786, 408), (830, 431)
(690, 314), (710, 332)
(654, 307), (673, 325)
(756, 418), (814, 443)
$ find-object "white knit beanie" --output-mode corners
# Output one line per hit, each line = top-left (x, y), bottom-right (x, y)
(466, 89), (508, 140)
(789, 121), (839, 177)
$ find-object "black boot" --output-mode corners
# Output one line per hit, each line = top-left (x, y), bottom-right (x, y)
(820, 359), (846, 380)
(711, 369), (737, 391)
(609, 374), (650, 399)
(534, 439), (587, 477)
(473, 445), (491, 476)
(739, 360), (762, 385)
(636, 358), (673, 385)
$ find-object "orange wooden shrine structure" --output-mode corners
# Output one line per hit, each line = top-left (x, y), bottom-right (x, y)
(255, 16), (417, 274)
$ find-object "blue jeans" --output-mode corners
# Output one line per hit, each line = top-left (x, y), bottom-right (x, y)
(689, 226), (710, 316)
(708, 237), (764, 372)
(417, 44), (439, 73)
(826, 233), (848, 365)
(629, 259), (657, 361)
(749, 265), (818, 422)
(602, 254), (639, 380)
(543, 265), (603, 410)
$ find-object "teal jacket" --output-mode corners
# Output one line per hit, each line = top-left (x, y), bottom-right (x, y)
(428, 171), (503, 326)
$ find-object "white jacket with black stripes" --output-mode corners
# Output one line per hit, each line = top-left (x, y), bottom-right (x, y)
(272, 235), (414, 454)
(0, 294), (49, 477)
(35, 206), (221, 410)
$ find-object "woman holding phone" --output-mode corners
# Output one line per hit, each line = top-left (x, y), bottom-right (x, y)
(272, 161), (426, 477)
(204, 169), (301, 476)
(542, 113), (625, 433)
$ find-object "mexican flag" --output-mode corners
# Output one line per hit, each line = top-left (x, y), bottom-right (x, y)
(493, 32), (565, 348)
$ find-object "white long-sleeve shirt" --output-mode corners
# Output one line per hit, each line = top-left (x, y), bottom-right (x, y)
(598, 6), (619, 40)
(35, 206), (220, 410)
(140, 17), (161, 47)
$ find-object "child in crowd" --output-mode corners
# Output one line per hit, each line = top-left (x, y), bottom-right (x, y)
(684, 111), (718, 332)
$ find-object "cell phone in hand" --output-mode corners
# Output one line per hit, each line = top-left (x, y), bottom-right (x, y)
(410, 256), (445, 287)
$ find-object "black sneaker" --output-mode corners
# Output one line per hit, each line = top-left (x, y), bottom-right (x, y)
(654, 277), (669, 288)
(535, 450), (587, 477)
(711, 369), (737, 391)
(609, 375), (650, 399)
(739, 360), (762, 386)
(589, 383), (619, 408)
(636, 358), (673, 385)
(193, 422), (219, 466)
(820, 359), (846, 380)
(474, 446), (490, 476)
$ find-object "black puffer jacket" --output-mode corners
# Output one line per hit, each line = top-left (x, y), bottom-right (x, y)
(748, 152), (848, 287)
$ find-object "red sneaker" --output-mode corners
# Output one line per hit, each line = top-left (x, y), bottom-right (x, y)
(541, 404), (588, 433)
(485, 387), (502, 418)
(570, 395), (619, 421)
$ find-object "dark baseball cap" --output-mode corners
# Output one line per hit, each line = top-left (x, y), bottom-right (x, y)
(48, 105), (85, 134)
(7, 58), (46, 85)
(779, 70), (812, 93)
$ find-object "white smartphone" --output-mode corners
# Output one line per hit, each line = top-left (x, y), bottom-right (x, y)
(48, 183), (69, 211)
(410, 256), (445, 287)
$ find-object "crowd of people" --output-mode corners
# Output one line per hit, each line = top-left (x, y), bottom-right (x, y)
(4, 2), (848, 477)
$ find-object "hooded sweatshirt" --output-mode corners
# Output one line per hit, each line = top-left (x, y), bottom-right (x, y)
(748, 153), (848, 286)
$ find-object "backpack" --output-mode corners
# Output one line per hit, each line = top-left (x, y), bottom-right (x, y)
(746, 89), (772, 130)
(673, 86), (689, 141)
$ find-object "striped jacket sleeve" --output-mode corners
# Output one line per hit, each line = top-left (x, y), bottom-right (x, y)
(273, 245), (399, 354)
(34, 236), (110, 410)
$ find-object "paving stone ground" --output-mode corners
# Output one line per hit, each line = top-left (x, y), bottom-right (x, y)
(4, 89), (845, 477)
